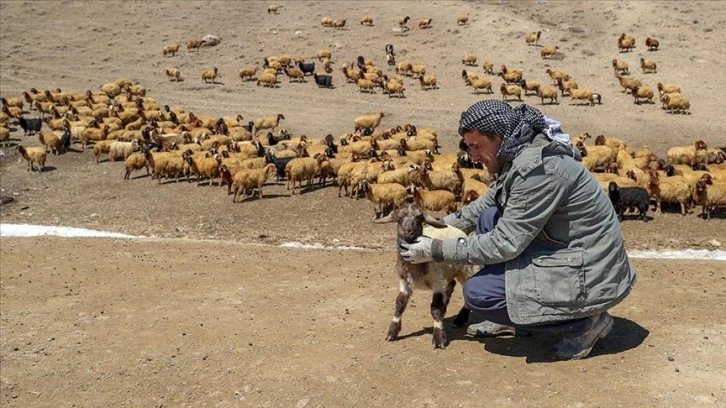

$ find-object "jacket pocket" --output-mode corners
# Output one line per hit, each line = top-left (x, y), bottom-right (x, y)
(531, 249), (586, 306)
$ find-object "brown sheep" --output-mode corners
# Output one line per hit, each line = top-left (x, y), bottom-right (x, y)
(231, 163), (277, 202)
(162, 43), (180, 57)
(618, 33), (636, 52)
(537, 86), (559, 105)
(640, 58), (657, 74)
(525, 31), (541, 46)
(201, 67), (219, 84)
(187, 39), (203, 51)
(540, 45), (559, 59)
(645, 37), (660, 51)
(360, 15), (373, 26)
(17, 145), (46, 172)
(500, 83), (523, 102)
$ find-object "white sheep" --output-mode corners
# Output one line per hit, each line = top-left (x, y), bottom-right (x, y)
(375, 201), (475, 349)
(108, 140), (138, 162)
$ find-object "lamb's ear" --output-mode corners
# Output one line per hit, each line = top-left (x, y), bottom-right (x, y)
(424, 215), (448, 228)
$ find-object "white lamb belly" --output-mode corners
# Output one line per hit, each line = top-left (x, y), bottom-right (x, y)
(422, 224), (466, 240)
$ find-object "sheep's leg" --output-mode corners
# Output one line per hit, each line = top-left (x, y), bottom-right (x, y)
(430, 291), (448, 349)
(386, 280), (411, 342)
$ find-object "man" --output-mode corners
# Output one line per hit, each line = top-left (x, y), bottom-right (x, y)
(399, 100), (636, 360)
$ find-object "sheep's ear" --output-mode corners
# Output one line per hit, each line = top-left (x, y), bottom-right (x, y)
(424, 215), (448, 228)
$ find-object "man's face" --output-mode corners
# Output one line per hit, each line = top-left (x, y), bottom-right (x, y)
(463, 129), (503, 175)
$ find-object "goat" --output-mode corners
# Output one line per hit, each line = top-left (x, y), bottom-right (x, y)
(375, 201), (475, 349)
(608, 181), (650, 222)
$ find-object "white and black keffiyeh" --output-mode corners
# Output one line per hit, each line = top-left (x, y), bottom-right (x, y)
(458, 100), (580, 162)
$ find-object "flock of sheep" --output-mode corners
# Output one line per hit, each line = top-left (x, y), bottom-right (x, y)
(1, 5), (724, 222)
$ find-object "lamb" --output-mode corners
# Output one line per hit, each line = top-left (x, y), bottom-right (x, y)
(470, 77), (493, 94)
(419, 75), (438, 90)
(123, 149), (152, 180)
(525, 31), (541, 46)
(375, 201), (475, 349)
(162, 43), (180, 57)
(231, 163), (277, 202)
(410, 185), (458, 214)
(640, 58), (657, 74)
(631, 85), (655, 104)
(37, 131), (61, 155)
(359, 179), (409, 219)
(354, 112), (385, 134)
(360, 15), (373, 25)
(612, 59), (629, 75)
(618, 33), (636, 52)
(693, 180), (726, 220)
(239, 66), (258, 81)
(17, 145), (47, 172)
(662, 93), (690, 114)
(540, 45), (559, 59)
(202, 67), (219, 84)
(608, 181), (650, 222)
(645, 37), (660, 51)
(500, 83), (523, 102)
(254, 114), (285, 136)
(537, 86), (559, 105)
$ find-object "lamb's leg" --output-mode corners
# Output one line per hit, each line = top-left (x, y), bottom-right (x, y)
(386, 280), (410, 342)
(431, 291), (448, 349)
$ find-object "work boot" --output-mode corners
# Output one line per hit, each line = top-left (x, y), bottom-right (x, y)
(466, 321), (516, 337)
(551, 312), (614, 360)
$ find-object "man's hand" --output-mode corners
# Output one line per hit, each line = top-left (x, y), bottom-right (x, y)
(399, 236), (434, 264)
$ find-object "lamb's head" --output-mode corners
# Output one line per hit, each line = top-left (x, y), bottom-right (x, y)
(375, 201), (447, 243)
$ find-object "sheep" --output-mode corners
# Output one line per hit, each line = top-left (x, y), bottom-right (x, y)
(608, 182), (650, 222)
(525, 31), (541, 46)
(470, 77), (493, 94)
(354, 112), (385, 134)
(500, 83), (523, 102)
(545, 68), (569, 85)
(645, 168), (692, 215)
(519, 79), (540, 96)
(17, 116), (43, 136)
(456, 13), (469, 25)
(37, 131), (61, 155)
(640, 58), (657, 74)
(162, 43), (180, 57)
(618, 33), (636, 52)
(164, 67), (181, 82)
(462, 53), (477, 66)
(419, 75), (438, 90)
(17, 145), (46, 172)
(631, 85), (655, 104)
(567, 88), (596, 106)
(355, 76), (377, 94)
(239, 66), (258, 81)
(151, 153), (186, 184)
(1, 96), (24, 111)
(184, 154), (223, 186)
(383, 79), (406, 97)
(461, 69), (478, 85)
(418, 18), (432, 29)
(537, 85), (559, 105)
(616, 75), (642, 94)
(332, 19), (347, 29)
(667, 140), (708, 166)
(661, 93), (690, 114)
(267, 4), (278, 13)
(284, 67), (305, 83)
(254, 114), (285, 136)
(202, 67), (219, 84)
(123, 149), (152, 180)
(285, 156), (320, 194)
(410, 185), (458, 214)
(256, 72), (278, 88)
(109, 140), (138, 162)
(359, 179), (409, 219)
(349, 160), (392, 199)
(577, 142), (618, 172)
(398, 15), (411, 27)
(645, 37), (660, 51)
(231, 163), (277, 202)
(318, 49), (332, 61)
(693, 180), (726, 220)
(410, 64), (426, 79)
(498, 70), (522, 85)
(540, 45), (559, 59)
(81, 124), (110, 149)
(313, 73), (333, 88)
(481, 59), (494, 75)
(360, 15), (373, 25)
(375, 201), (474, 349)
(377, 163), (418, 187)
(612, 59), (629, 76)
(411, 164), (462, 197)
(0, 126), (10, 146)
(657, 82), (681, 95)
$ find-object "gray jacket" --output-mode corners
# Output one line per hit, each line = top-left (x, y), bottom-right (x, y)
(436, 134), (636, 325)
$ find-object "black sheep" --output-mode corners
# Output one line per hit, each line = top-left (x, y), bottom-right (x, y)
(313, 73), (333, 88)
(17, 116), (42, 136)
(297, 60), (315, 76)
(608, 181), (650, 222)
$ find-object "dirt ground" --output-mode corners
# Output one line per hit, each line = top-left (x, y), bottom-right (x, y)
(1, 1), (725, 407)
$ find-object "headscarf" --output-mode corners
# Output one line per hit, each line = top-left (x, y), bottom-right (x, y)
(458, 100), (580, 162)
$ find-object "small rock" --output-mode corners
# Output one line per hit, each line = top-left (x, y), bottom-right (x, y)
(667, 356), (675, 362)
(708, 239), (721, 248)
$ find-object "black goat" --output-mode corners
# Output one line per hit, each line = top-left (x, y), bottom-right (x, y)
(60, 127), (72, 152)
(608, 181), (650, 222)
(265, 151), (295, 181)
(297, 60), (315, 76)
(18, 116), (43, 136)
(313, 73), (333, 88)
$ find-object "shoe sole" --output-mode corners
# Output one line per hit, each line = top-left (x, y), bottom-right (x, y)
(568, 314), (614, 360)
